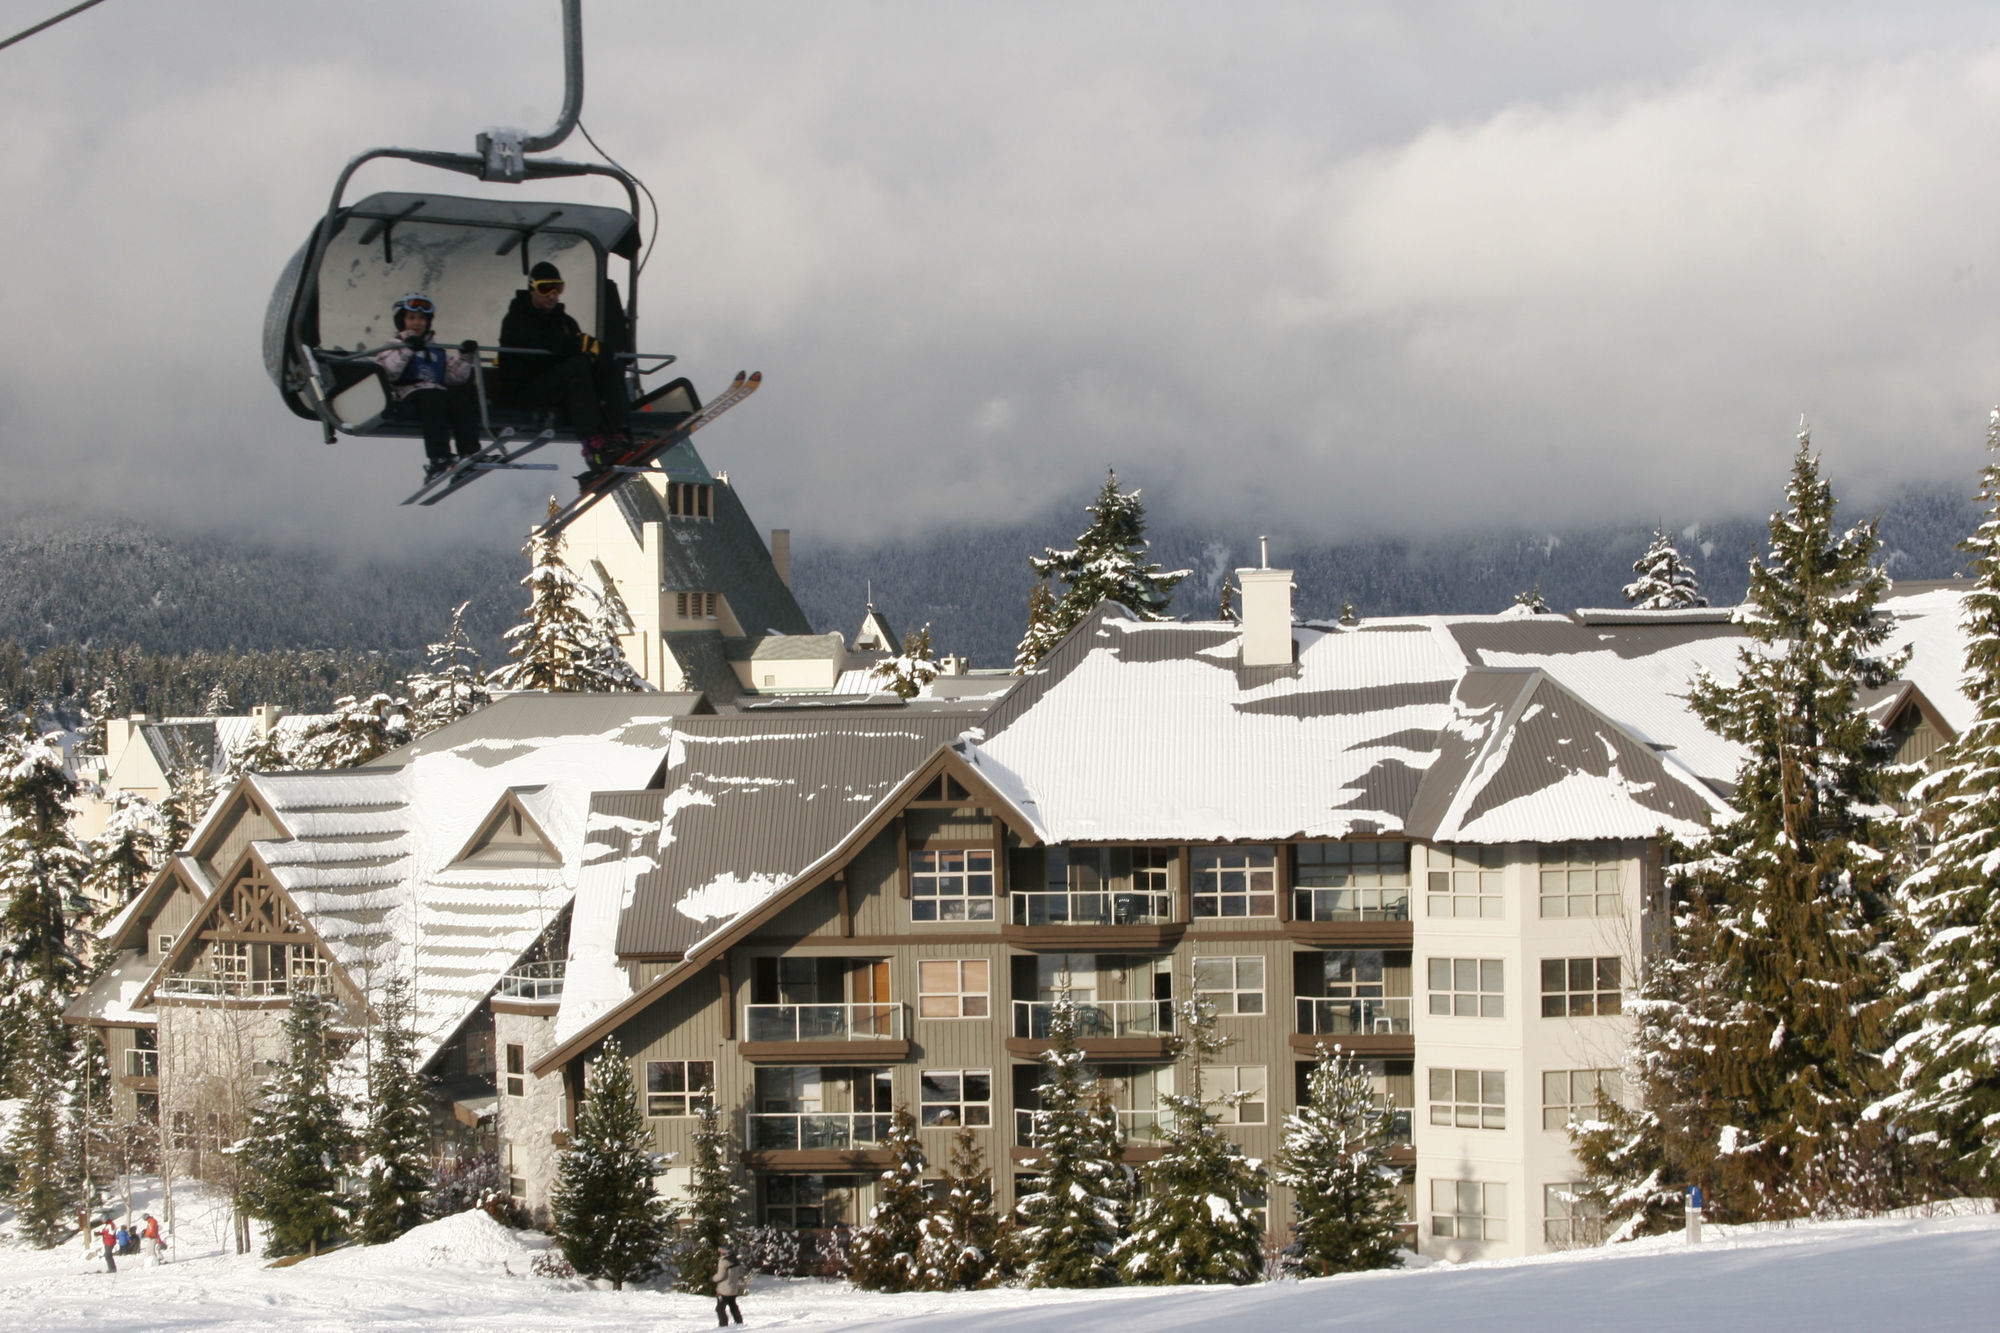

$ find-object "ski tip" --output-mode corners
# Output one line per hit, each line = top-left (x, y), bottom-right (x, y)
(746, 370), (763, 386)
(728, 370), (747, 387)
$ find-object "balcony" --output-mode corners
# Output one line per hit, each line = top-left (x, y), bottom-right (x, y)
(747, 1110), (891, 1152)
(739, 1003), (910, 1062)
(1005, 998), (1176, 1060)
(1291, 995), (1414, 1056)
(1015, 1105), (1171, 1150)
(1002, 889), (1183, 947)
(155, 974), (334, 1001)
(494, 962), (564, 1010)
(1287, 885), (1414, 946)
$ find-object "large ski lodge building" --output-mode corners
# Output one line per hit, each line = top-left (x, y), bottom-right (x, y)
(66, 443), (1973, 1261)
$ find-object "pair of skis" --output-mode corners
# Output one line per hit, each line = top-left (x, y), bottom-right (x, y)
(399, 427), (559, 507)
(535, 370), (763, 539)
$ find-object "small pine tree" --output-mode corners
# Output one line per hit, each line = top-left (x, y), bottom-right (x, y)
(234, 988), (355, 1257)
(677, 1099), (744, 1294)
(917, 1127), (1012, 1290)
(1015, 470), (1190, 670)
(868, 625), (941, 700)
(407, 601), (492, 739)
(356, 976), (431, 1245)
(0, 721), (92, 1082)
(1217, 580), (1237, 623)
(1877, 408), (2000, 1188)
(1568, 1092), (1681, 1242)
(551, 1038), (677, 1289)
(494, 503), (649, 693)
(203, 681), (233, 715)
(1013, 580), (1063, 675)
(1015, 992), (1124, 1287)
(289, 693), (410, 770)
(1623, 526), (1709, 610)
(1275, 1045), (1405, 1274)
(6, 1001), (76, 1246)
(1511, 581), (1552, 614)
(159, 761), (221, 853)
(84, 791), (163, 924)
(1113, 995), (1265, 1286)
(849, 1106), (930, 1292)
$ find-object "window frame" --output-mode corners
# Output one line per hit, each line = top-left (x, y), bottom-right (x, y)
(1544, 1182), (1606, 1247)
(1428, 1067), (1506, 1130)
(1539, 956), (1622, 1017)
(1427, 956), (1505, 1018)
(1208, 1065), (1268, 1125)
(1430, 1179), (1508, 1242)
(505, 1042), (527, 1098)
(917, 958), (991, 1019)
(1294, 841), (1412, 920)
(1537, 842), (1626, 919)
(919, 1069), (994, 1128)
(1190, 845), (1278, 919)
(909, 848), (996, 922)
(643, 1058), (716, 1118)
(1542, 1068), (1622, 1132)
(1193, 955), (1267, 1016)
(1426, 844), (1505, 919)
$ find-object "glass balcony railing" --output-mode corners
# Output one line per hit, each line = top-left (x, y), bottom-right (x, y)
(1011, 998), (1173, 1041)
(743, 1003), (904, 1044)
(1009, 889), (1175, 928)
(1292, 885), (1412, 922)
(1295, 995), (1412, 1036)
(747, 1111), (892, 1151)
(1015, 1105), (1172, 1148)
(155, 974), (333, 999)
(496, 961), (565, 1001)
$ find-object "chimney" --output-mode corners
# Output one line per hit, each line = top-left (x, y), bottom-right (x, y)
(770, 529), (792, 588)
(252, 703), (285, 738)
(1237, 535), (1295, 667)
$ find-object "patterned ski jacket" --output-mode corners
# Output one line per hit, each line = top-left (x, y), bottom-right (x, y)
(375, 331), (473, 401)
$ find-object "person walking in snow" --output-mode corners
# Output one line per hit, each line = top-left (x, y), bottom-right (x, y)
(142, 1213), (166, 1266)
(497, 260), (631, 475)
(116, 1221), (134, 1255)
(374, 292), (484, 484)
(97, 1220), (117, 1273)
(712, 1244), (748, 1326)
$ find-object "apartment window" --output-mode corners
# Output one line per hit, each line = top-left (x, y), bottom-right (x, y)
(1190, 845), (1277, 918)
(920, 1070), (993, 1127)
(507, 1145), (526, 1201)
(910, 849), (995, 921)
(213, 940), (250, 984)
(125, 1028), (159, 1080)
(505, 1043), (526, 1098)
(762, 1174), (859, 1228)
(1193, 956), (1266, 1015)
(1427, 957), (1504, 1017)
(1541, 957), (1622, 1017)
(1295, 841), (1411, 920)
(1431, 1180), (1508, 1242)
(1543, 1069), (1622, 1132)
(156, 932), (174, 957)
(1544, 1183), (1605, 1247)
(1538, 842), (1624, 918)
(1209, 1066), (1267, 1125)
(644, 1060), (715, 1118)
(1427, 844), (1504, 918)
(286, 944), (329, 987)
(1132, 847), (1174, 896)
(1429, 1068), (1505, 1130)
(917, 959), (990, 1018)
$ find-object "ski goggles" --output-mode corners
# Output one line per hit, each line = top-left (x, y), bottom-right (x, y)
(530, 279), (566, 294)
(394, 295), (436, 315)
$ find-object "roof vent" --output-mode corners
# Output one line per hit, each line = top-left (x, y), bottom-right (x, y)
(1237, 536), (1296, 667)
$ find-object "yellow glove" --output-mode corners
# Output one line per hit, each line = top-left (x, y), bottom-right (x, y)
(579, 332), (602, 357)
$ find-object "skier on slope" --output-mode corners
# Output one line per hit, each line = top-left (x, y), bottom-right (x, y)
(374, 293), (482, 485)
(498, 261), (632, 478)
(142, 1213), (167, 1266)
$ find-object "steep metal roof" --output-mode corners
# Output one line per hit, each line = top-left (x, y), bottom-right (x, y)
(612, 473), (812, 636)
(723, 632), (846, 662)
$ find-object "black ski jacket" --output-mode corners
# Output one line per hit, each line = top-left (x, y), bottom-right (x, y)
(498, 291), (584, 397)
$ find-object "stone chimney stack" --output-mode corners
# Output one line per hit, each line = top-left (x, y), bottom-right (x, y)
(770, 529), (792, 588)
(1237, 536), (1296, 667)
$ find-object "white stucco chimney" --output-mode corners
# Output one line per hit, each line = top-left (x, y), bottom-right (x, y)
(770, 529), (792, 588)
(1238, 536), (1295, 667)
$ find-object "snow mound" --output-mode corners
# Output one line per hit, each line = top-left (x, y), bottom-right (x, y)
(316, 1209), (541, 1275)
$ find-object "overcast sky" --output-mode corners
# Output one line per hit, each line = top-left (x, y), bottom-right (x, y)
(5, 0), (2000, 558)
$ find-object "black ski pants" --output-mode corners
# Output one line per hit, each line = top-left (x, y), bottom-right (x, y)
(398, 384), (483, 462)
(715, 1294), (741, 1325)
(517, 353), (630, 437)
(102, 1242), (116, 1273)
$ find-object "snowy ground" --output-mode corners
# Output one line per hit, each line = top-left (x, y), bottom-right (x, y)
(2, 1186), (1996, 1331)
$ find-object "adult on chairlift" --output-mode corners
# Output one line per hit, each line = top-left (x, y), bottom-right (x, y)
(375, 293), (482, 484)
(499, 261), (632, 476)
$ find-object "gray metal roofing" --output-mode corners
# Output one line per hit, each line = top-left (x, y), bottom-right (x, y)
(1403, 671), (1533, 840)
(1447, 616), (1743, 665)
(371, 692), (707, 767)
(723, 633), (846, 662)
(606, 459), (811, 638)
(142, 722), (219, 775)
(611, 711), (977, 958)
(663, 633), (744, 704)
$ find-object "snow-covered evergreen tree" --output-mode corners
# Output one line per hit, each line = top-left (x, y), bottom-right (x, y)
(849, 1106), (930, 1292)
(202, 681), (232, 715)
(1274, 1045), (1405, 1274)
(159, 761), (220, 853)
(1015, 471), (1189, 671)
(234, 987), (355, 1257)
(225, 724), (293, 776)
(288, 693), (410, 771)
(84, 791), (163, 927)
(60, 1026), (116, 1218)
(916, 1126), (1011, 1290)
(1013, 580), (1062, 675)
(551, 1037), (676, 1289)
(493, 504), (650, 693)
(1624, 526), (1709, 610)
(356, 975), (431, 1245)
(5, 1000), (75, 1246)
(1113, 995), (1265, 1286)
(1015, 992), (1123, 1287)
(0, 721), (91, 1083)
(1217, 579), (1237, 623)
(868, 625), (941, 700)
(1632, 429), (1909, 1222)
(406, 602), (491, 739)
(1876, 409), (2000, 1189)
(676, 1098), (744, 1294)
(1568, 1090), (1681, 1242)
(1510, 581), (1553, 614)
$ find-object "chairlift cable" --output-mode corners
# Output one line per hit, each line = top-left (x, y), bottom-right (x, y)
(578, 119), (660, 277)
(0, 0), (109, 54)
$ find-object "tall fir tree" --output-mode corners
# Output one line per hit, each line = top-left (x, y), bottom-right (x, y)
(868, 625), (941, 700)
(356, 976), (432, 1245)
(159, 761), (220, 854)
(83, 791), (164, 934)
(1113, 995), (1265, 1285)
(61, 1025), (116, 1222)
(235, 987), (355, 1256)
(1624, 526), (1709, 610)
(1274, 1045), (1405, 1274)
(406, 601), (491, 739)
(1568, 1086), (1682, 1241)
(677, 1098), (744, 1294)
(551, 1037), (676, 1289)
(1015, 992), (1124, 1287)
(493, 503), (649, 693)
(1014, 470), (1189, 671)
(1876, 409), (2000, 1188)
(1626, 429), (1909, 1223)
(0, 721), (91, 1086)
(1012, 580), (1063, 675)
(289, 693), (411, 770)
(849, 1106), (930, 1292)
(5, 999), (76, 1247)
(916, 1127), (1012, 1290)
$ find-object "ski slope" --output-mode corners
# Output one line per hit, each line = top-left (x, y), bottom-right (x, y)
(1, 1192), (1994, 1331)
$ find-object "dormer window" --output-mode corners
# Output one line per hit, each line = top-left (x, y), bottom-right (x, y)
(667, 482), (712, 519)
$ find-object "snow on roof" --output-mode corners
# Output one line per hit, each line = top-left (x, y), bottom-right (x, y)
(65, 949), (159, 1027)
(553, 791), (666, 1047)
(1879, 586), (1976, 736)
